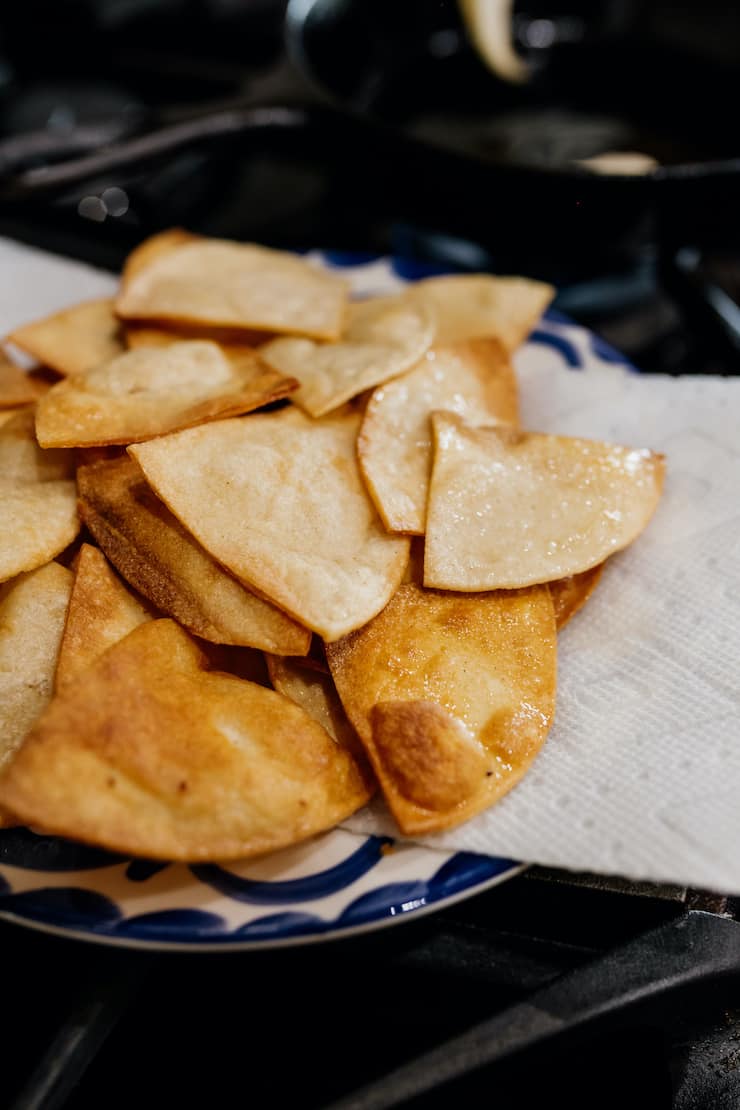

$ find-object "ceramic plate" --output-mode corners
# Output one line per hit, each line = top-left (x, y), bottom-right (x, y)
(0, 251), (634, 950)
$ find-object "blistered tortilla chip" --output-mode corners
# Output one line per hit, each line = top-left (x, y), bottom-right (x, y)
(0, 483), (80, 584)
(0, 562), (73, 777)
(266, 655), (367, 766)
(0, 408), (74, 483)
(358, 339), (518, 533)
(0, 619), (370, 861)
(55, 543), (151, 692)
(327, 583), (556, 835)
(130, 408), (410, 640)
(35, 341), (297, 448)
(259, 296), (434, 417)
(6, 299), (124, 378)
(406, 274), (554, 350)
(77, 455), (310, 654)
(425, 413), (665, 590)
(116, 237), (348, 341)
(550, 564), (605, 629)
(0, 354), (47, 408)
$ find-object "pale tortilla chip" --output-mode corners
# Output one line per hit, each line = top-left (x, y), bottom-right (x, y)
(0, 408), (73, 483)
(0, 619), (370, 861)
(550, 563), (605, 629)
(0, 562), (73, 778)
(358, 339), (519, 533)
(55, 543), (151, 692)
(266, 655), (367, 764)
(116, 237), (348, 340)
(0, 483), (80, 583)
(406, 274), (554, 350)
(77, 455), (310, 654)
(121, 228), (199, 284)
(35, 341), (297, 448)
(6, 298), (124, 378)
(327, 582), (556, 834)
(259, 296), (434, 417)
(425, 413), (665, 590)
(0, 354), (47, 408)
(130, 408), (410, 641)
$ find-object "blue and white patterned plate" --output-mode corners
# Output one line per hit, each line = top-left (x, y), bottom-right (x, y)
(0, 252), (631, 951)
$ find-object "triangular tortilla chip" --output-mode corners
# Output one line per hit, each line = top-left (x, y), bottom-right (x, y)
(77, 455), (310, 654)
(116, 236), (348, 340)
(550, 563), (605, 629)
(130, 408), (410, 641)
(6, 298), (124, 378)
(358, 339), (519, 534)
(406, 274), (554, 350)
(0, 354), (48, 408)
(0, 562), (73, 777)
(259, 296), (434, 417)
(121, 228), (199, 284)
(0, 483), (80, 584)
(55, 543), (151, 692)
(0, 619), (370, 861)
(0, 408), (73, 483)
(424, 413), (665, 590)
(35, 341), (297, 448)
(327, 582), (556, 835)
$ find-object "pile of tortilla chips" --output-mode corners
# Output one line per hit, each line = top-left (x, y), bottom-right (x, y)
(0, 232), (665, 859)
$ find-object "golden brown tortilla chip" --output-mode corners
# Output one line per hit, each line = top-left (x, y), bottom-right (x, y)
(35, 341), (297, 448)
(259, 295), (435, 417)
(0, 354), (48, 408)
(406, 274), (554, 350)
(0, 619), (371, 861)
(0, 408), (74, 483)
(0, 483), (81, 584)
(327, 583), (556, 835)
(129, 407), (410, 641)
(358, 339), (519, 534)
(125, 322), (272, 354)
(77, 454), (311, 654)
(116, 236), (348, 340)
(6, 299), (124, 378)
(121, 228), (200, 284)
(55, 543), (151, 692)
(425, 413), (665, 590)
(550, 564), (605, 629)
(0, 562), (73, 777)
(266, 654), (367, 766)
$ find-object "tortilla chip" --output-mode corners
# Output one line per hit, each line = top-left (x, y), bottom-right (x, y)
(121, 228), (199, 284)
(326, 582), (556, 834)
(6, 299), (124, 378)
(0, 483), (80, 584)
(116, 237), (348, 340)
(425, 413), (665, 590)
(0, 408), (74, 483)
(358, 339), (519, 533)
(77, 455), (310, 654)
(35, 341), (297, 448)
(130, 408), (410, 641)
(550, 564), (605, 629)
(0, 619), (370, 861)
(406, 274), (554, 350)
(55, 543), (151, 692)
(0, 354), (47, 408)
(259, 295), (435, 417)
(0, 562), (73, 777)
(266, 655), (366, 763)
(125, 322), (271, 354)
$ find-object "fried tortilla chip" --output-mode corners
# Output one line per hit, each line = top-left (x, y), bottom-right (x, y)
(0, 619), (370, 861)
(327, 583), (556, 835)
(6, 298), (124, 378)
(125, 322), (271, 354)
(130, 408), (410, 640)
(0, 484), (80, 584)
(121, 228), (199, 284)
(35, 341), (297, 448)
(425, 413), (665, 590)
(259, 295), (434, 417)
(406, 274), (554, 350)
(0, 354), (47, 408)
(358, 339), (519, 533)
(116, 237), (348, 340)
(77, 455), (310, 654)
(0, 562), (73, 777)
(0, 408), (73, 483)
(266, 655), (366, 764)
(550, 564), (605, 629)
(55, 543), (151, 692)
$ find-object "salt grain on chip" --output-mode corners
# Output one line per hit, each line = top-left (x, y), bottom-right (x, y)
(129, 407), (410, 641)
(424, 412), (665, 590)
(0, 619), (371, 861)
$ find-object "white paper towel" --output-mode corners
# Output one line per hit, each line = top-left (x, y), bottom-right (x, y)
(3, 238), (740, 891)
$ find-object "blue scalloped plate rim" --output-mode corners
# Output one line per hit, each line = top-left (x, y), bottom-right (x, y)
(0, 251), (638, 951)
